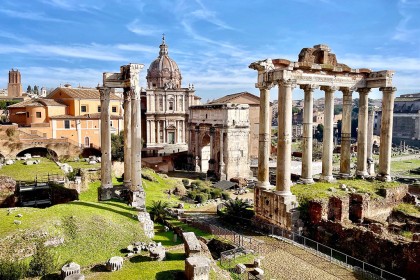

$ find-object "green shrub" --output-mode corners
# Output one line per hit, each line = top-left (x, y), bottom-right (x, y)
(210, 188), (222, 199)
(0, 259), (28, 280)
(188, 191), (198, 200)
(28, 243), (56, 277)
(182, 179), (189, 186)
(221, 191), (230, 200)
(196, 193), (208, 203)
(199, 186), (211, 194)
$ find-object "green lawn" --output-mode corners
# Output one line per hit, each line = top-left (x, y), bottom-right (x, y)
(66, 160), (101, 169)
(391, 159), (420, 177)
(394, 203), (420, 218)
(0, 158), (64, 181)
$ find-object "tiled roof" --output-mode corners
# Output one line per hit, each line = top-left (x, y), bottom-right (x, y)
(49, 113), (122, 120)
(47, 87), (120, 100)
(8, 98), (66, 108)
(209, 91), (260, 104)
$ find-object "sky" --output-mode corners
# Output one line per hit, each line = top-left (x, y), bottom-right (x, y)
(0, 0), (419, 101)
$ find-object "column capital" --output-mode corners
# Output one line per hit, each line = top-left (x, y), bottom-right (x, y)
(357, 87), (371, 95)
(320, 86), (339, 93)
(256, 82), (274, 90)
(300, 84), (318, 92)
(379, 86), (397, 93)
(278, 78), (297, 89)
(97, 86), (111, 101)
(340, 87), (353, 95)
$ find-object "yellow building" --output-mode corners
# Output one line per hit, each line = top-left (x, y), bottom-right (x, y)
(7, 85), (122, 149)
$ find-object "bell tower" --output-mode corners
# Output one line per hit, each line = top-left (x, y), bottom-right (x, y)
(7, 69), (22, 97)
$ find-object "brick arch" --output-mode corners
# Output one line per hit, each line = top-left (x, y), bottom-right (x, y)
(15, 147), (58, 159)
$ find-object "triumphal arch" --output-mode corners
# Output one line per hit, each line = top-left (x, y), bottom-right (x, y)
(250, 44), (395, 228)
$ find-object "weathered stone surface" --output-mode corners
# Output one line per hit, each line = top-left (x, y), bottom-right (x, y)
(106, 256), (123, 272)
(64, 273), (85, 280)
(149, 246), (165, 261)
(236, 263), (246, 274)
(61, 262), (80, 279)
(183, 232), (202, 257)
(185, 256), (211, 280)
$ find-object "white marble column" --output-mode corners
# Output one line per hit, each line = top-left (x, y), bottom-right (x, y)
(123, 89), (132, 187)
(356, 88), (370, 177)
(99, 86), (112, 189)
(340, 87), (353, 178)
(276, 79), (295, 194)
(367, 107), (375, 175)
(131, 85), (142, 191)
(320, 86), (337, 182)
(219, 129), (226, 180)
(378, 87), (396, 181)
(300, 84), (316, 184)
(257, 85), (272, 189)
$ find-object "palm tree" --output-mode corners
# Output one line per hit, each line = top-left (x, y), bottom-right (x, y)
(223, 198), (253, 219)
(149, 200), (170, 223)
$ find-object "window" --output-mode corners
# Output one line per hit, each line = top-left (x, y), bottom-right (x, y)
(97, 106), (101, 112)
(169, 101), (174, 110)
(84, 137), (90, 147)
(81, 105), (87, 113)
(36, 112), (41, 118)
(64, 120), (70, 129)
(26, 112), (29, 118)
(112, 106), (117, 113)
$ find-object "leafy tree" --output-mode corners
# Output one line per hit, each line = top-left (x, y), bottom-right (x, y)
(111, 131), (124, 161)
(33, 85), (39, 95)
(292, 107), (300, 114)
(334, 105), (342, 115)
(149, 200), (169, 223)
(26, 85), (32, 93)
(314, 124), (324, 142)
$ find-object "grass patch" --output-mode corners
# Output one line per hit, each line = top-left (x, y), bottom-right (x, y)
(165, 219), (214, 240)
(394, 203), (420, 217)
(65, 160), (101, 169)
(391, 159), (420, 177)
(291, 179), (401, 205)
(0, 158), (64, 181)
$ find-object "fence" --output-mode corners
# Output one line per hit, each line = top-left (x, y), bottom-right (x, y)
(254, 220), (405, 280)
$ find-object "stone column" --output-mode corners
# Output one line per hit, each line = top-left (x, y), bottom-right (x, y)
(131, 85), (141, 190)
(209, 127), (214, 167)
(257, 86), (272, 189)
(123, 89), (132, 187)
(157, 121), (160, 144)
(340, 88), (353, 178)
(99, 87), (112, 197)
(367, 107), (375, 175)
(320, 86), (337, 182)
(219, 129), (226, 180)
(300, 84), (316, 184)
(378, 87), (396, 181)
(356, 88), (370, 177)
(276, 79), (295, 194)
(195, 126), (200, 172)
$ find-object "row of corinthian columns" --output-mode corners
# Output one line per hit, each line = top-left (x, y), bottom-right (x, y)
(257, 79), (397, 191)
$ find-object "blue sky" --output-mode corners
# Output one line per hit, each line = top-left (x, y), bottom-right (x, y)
(0, 0), (419, 101)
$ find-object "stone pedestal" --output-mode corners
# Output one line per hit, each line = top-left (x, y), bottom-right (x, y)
(185, 256), (211, 280)
(236, 263), (246, 274)
(130, 189), (146, 211)
(149, 246), (166, 261)
(183, 232), (202, 257)
(64, 274), (84, 280)
(61, 262), (80, 279)
(106, 256), (124, 271)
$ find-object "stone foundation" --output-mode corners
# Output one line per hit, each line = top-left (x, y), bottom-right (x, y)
(185, 256), (211, 280)
(254, 187), (299, 229)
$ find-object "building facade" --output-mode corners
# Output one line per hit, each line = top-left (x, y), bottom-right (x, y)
(7, 69), (22, 98)
(144, 37), (200, 155)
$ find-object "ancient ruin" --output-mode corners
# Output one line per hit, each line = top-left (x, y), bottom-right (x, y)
(98, 64), (145, 209)
(250, 44), (396, 228)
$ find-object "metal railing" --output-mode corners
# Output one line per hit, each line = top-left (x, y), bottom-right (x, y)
(256, 221), (405, 280)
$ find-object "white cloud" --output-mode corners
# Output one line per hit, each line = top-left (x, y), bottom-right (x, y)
(39, 0), (103, 13)
(0, 8), (68, 22)
(127, 19), (163, 36)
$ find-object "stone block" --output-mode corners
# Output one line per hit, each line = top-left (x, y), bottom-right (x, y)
(149, 246), (166, 261)
(185, 256), (211, 280)
(106, 256), (124, 271)
(413, 233), (420, 242)
(235, 263), (246, 274)
(183, 232), (201, 257)
(254, 267), (264, 276)
(61, 262), (80, 279)
(64, 273), (85, 280)
(254, 258), (261, 268)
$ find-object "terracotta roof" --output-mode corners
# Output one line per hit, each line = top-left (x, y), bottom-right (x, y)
(209, 91), (262, 105)
(8, 98), (66, 108)
(47, 87), (120, 100)
(49, 113), (122, 120)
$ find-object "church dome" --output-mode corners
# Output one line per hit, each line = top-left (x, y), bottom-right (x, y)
(146, 36), (182, 90)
